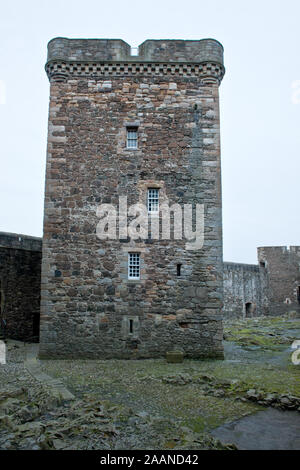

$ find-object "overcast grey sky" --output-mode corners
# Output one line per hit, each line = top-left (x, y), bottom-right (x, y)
(0, 0), (299, 263)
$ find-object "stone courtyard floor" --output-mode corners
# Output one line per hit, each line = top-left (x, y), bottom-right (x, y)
(0, 314), (299, 450)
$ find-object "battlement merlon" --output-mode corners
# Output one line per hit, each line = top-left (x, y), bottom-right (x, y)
(45, 37), (225, 85)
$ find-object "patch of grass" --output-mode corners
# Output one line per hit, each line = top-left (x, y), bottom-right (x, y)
(224, 316), (300, 350)
(39, 315), (300, 440)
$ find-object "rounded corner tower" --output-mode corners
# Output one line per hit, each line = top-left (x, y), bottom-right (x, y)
(39, 37), (225, 359)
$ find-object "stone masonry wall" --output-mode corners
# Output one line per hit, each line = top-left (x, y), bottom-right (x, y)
(258, 246), (300, 315)
(223, 262), (269, 318)
(0, 232), (42, 341)
(39, 37), (225, 359)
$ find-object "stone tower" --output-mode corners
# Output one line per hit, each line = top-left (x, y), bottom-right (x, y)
(258, 246), (300, 315)
(39, 37), (225, 359)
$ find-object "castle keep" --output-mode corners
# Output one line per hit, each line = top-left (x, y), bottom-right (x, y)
(39, 37), (225, 359)
(0, 40), (298, 348)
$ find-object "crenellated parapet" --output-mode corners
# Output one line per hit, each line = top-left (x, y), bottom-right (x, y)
(45, 37), (225, 85)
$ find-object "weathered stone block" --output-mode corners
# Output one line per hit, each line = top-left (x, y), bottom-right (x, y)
(166, 351), (184, 363)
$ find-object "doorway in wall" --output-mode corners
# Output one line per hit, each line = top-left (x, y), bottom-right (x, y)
(33, 312), (40, 340)
(245, 302), (253, 317)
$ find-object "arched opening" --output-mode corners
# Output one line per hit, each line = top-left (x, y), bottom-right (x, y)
(33, 312), (40, 340)
(245, 302), (253, 317)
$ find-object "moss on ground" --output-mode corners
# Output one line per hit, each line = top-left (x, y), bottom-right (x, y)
(224, 315), (300, 350)
(2, 317), (298, 449)
(40, 315), (300, 445)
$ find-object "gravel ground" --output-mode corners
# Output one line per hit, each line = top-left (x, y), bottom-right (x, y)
(0, 315), (299, 450)
(0, 342), (233, 450)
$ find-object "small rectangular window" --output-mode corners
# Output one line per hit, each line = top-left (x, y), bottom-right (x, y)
(177, 264), (182, 276)
(126, 127), (138, 149)
(129, 319), (134, 333)
(148, 188), (159, 213)
(128, 252), (140, 279)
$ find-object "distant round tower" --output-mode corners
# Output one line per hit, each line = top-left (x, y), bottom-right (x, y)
(40, 37), (225, 359)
